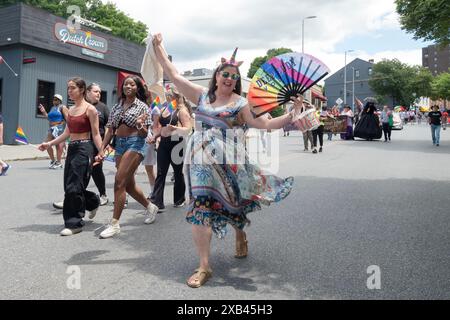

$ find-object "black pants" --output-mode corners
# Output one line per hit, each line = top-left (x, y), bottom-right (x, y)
(63, 141), (100, 229)
(312, 125), (324, 148)
(92, 144), (106, 196)
(151, 138), (186, 208)
(382, 123), (391, 140)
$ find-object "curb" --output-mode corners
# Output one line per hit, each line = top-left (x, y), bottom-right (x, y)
(5, 156), (51, 162)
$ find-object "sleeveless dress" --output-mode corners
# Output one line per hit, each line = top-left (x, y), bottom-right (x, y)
(184, 92), (294, 238)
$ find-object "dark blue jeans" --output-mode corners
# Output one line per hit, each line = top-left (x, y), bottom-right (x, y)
(430, 124), (441, 145)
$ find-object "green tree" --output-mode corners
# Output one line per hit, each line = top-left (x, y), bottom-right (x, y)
(369, 59), (433, 107)
(396, 0), (450, 47)
(408, 66), (434, 100)
(0, 0), (148, 44)
(431, 71), (450, 100)
(247, 47), (293, 79)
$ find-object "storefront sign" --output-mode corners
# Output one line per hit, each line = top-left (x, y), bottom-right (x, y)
(54, 22), (108, 54)
(81, 48), (105, 60)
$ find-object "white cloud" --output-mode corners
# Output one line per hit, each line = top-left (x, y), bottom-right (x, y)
(106, 0), (423, 76)
(367, 49), (422, 66)
(317, 49), (422, 84)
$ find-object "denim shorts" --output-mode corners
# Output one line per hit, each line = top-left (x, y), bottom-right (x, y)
(114, 136), (147, 157)
(49, 124), (65, 138)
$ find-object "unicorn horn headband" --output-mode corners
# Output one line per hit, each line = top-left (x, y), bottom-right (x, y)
(221, 47), (243, 67)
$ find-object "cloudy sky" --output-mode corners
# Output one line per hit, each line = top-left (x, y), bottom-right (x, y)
(108, 0), (432, 77)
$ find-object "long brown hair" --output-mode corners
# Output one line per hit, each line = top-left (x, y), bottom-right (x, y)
(207, 64), (242, 103)
(68, 77), (87, 99)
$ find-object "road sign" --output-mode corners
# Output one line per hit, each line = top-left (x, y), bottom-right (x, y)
(336, 98), (343, 105)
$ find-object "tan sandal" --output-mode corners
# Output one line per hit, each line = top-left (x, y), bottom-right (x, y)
(186, 268), (212, 288)
(235, 232), (248, 259)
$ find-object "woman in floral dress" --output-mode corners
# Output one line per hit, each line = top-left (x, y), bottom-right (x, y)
(153, 34), (304, 288)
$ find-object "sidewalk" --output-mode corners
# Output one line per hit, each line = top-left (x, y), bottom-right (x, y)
(0, 144), (50, 161)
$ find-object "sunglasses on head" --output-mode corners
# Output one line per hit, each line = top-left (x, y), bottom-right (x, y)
(220, 71), (240, 80)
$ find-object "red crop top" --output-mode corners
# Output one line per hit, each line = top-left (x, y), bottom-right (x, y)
(67, 108), (91, 133)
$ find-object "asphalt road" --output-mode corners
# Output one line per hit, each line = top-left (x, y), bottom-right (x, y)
(0, 123), (449, 300)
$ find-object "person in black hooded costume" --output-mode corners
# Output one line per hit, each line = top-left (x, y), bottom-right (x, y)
(354, 97), (382, 140)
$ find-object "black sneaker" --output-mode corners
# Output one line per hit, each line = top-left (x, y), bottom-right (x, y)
(319, 147), (323, 153)
(312, 149), (318, 154)
(173, 200), (186, 208)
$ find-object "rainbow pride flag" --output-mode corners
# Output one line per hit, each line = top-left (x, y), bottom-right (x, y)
(15, 127), (29, 145)
(105, 148), (115, 162)
(166, 99), (177, 114)
(151, 96), (161, 110)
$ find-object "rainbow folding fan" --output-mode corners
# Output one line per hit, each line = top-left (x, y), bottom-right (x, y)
(248, 52), (330, 117)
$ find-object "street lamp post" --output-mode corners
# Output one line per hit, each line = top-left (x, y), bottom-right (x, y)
(344, 49), (354, 105)
(351, 67), (355, 112)
(302, 16), (317, 54)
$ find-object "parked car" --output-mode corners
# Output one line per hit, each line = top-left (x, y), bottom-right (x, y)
(392, 112), (403, 130)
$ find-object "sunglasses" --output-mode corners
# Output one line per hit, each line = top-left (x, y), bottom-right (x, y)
(220, 71), (240, 80)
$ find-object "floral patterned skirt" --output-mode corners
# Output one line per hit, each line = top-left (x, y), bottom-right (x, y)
(184, 129), (294, 238)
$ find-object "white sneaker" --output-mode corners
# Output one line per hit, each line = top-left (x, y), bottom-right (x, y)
(49, 161), (56, 169)
(51, 161), (63, 169)
(144, 203), (158, 224)
(60, 228), (82, 236)
(53, 201), (64, 209)
(99, 195), (108, 206)
(88, 207), (98, 220)
(99, 221), (120, 239)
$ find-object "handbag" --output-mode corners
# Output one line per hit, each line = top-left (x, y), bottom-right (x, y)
(388, 114), (394, 127)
